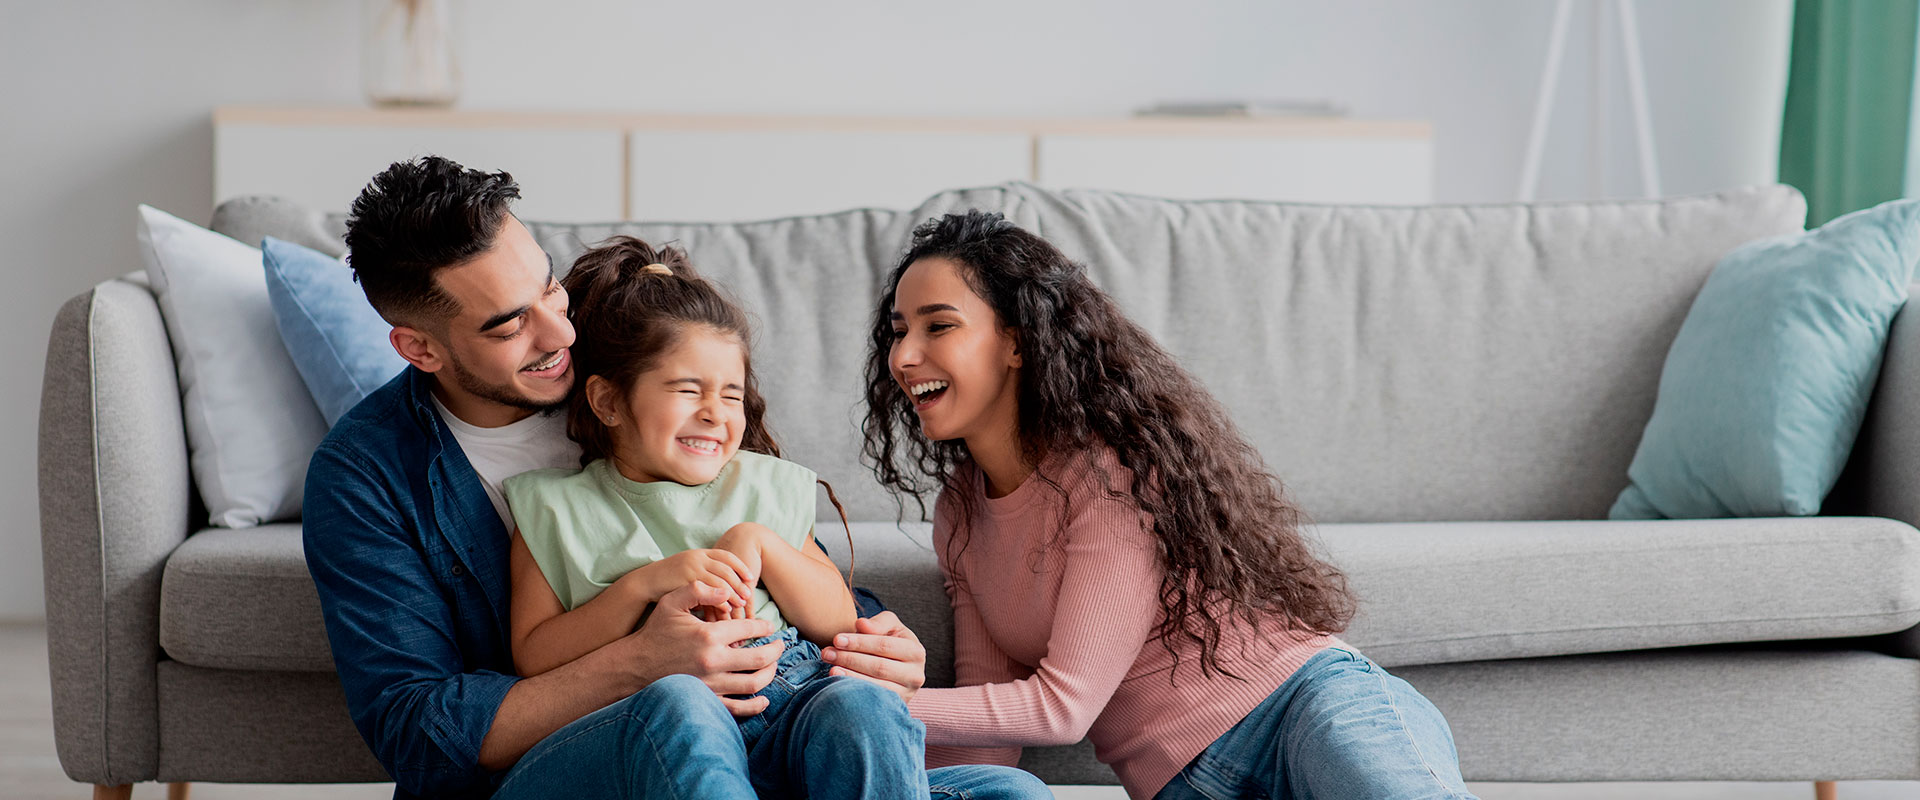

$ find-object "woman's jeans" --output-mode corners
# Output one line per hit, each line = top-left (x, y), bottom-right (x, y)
(1155, 646), (1478, 800)
(494, 628), (1050, 799)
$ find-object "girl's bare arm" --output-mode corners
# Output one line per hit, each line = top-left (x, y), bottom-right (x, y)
(508, 531), (756, 676)
(717, 523), (857, 645)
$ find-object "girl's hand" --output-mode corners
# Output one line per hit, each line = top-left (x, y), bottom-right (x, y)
(699, 603), (752, 623)
(714, 523), (771, 596)
(640, 548), (754, 609)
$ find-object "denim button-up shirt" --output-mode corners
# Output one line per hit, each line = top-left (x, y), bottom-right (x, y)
(304, 367), (521, 799)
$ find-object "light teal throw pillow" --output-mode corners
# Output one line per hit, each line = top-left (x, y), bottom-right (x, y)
(1611, 199), (1920, 519)
(262, 237), (407, 426)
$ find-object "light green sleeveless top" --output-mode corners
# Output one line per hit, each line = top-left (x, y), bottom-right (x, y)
(503, 451), (817, 627)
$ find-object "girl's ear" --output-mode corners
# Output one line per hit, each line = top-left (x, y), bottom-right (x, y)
(584, 374), (621, 426)
(1002, 327), (1023, 369)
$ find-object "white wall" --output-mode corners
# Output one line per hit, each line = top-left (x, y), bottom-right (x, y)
(0, 0), (1791, 620)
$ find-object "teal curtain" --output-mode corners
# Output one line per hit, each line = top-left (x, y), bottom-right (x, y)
(1779, 0), (1920, 227)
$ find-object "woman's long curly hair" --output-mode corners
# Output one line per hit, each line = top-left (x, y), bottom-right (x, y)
(861, 211), (1355, 679)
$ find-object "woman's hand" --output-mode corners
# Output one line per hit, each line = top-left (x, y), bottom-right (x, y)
(636, 548), (754, 612)
(819, 611), (928, 703)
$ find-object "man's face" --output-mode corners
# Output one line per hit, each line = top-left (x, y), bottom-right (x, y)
(419, 216), (576, 423)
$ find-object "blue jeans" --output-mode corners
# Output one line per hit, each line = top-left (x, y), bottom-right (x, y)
(494, 636), (1050, 799)
(1155, 646), (1478, 800)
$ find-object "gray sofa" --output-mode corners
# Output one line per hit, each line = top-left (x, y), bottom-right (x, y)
(41, 182), (1920, 794)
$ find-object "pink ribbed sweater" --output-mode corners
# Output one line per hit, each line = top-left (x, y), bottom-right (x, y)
(905, 452), (1338, 798)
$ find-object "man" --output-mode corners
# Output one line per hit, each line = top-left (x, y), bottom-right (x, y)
(303, 156), (1048, 799)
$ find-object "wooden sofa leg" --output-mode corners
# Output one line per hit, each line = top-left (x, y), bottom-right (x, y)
(90, 783), (189, 799)
(1815, 781), (1837, 800)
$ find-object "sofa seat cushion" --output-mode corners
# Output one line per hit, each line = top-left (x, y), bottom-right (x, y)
(159, 517), (1920, 673)
(1324, 517), (1920, 667)
(842, 518), (1920, 675)
(161, 525), (332, 671)
(158, 521), (959, 673)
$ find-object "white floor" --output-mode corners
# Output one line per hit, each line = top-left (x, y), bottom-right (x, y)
(5, 623), (1916, 799)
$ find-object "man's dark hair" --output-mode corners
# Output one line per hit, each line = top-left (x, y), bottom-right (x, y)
(343, 156), (521, 327)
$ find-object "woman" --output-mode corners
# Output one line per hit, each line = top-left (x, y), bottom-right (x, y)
(823, 211), (1476, 800)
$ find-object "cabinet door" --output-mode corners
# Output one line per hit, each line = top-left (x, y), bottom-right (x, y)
(1036, 134), (1433, 205)
(215, 124), (625, 221)
(626, 130), (1031, 222)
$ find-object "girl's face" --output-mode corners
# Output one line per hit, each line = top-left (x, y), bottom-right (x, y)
(590, 325), (748, 485)
(887, 257), (1023, 445)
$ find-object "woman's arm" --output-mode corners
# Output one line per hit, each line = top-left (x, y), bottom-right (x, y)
(906, 494), (1164, 748)
(925, 565), (1032, 768)
(509, 531), (757, 676)
(716, 523), (857, 645)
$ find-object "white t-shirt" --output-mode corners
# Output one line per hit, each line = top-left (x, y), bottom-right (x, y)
(430, 395), (583, 532)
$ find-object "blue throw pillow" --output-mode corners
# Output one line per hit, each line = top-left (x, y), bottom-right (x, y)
(1611, 199), (1920, 519)
(262, 237), (407, 426)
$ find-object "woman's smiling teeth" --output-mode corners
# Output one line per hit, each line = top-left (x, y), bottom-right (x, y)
(678, 437), (720, 454)
(909, 379), (949, 403)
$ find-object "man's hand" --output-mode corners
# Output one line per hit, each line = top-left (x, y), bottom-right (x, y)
(818, 611), (927, 702)
(622, 581), (783, 717)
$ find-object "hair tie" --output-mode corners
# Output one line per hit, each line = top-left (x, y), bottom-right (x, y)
(641, 263), (672, 276)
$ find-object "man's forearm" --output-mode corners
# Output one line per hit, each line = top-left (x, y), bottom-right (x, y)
(476, 638), (659, 770)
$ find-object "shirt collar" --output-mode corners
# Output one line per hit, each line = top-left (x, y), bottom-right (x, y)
(402, 365), (452, 448)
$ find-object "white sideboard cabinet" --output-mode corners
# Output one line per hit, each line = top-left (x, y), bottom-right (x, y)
(214, 107), (1433, 222)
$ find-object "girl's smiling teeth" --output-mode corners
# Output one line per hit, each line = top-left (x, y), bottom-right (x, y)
(677, 437), (721, 454)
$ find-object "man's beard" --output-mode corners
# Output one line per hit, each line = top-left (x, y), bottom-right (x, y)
(444, 349), (568, 413)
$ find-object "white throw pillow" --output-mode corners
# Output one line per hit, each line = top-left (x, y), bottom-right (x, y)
(137, 205), (328, 527)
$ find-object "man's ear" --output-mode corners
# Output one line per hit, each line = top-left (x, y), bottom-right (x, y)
(584, 374), (620, 426)
(390, 326), (447, 373)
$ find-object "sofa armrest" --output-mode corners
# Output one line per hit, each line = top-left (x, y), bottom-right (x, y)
(1850, 292), (1920, 529)
(39, 277), (193, 784)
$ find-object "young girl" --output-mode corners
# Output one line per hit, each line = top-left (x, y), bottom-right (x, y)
(500, 236), (925, 799)
(857, 212), (1478, 800)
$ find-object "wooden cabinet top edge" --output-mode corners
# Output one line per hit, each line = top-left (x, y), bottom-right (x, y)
(212, 106), (1432, 138)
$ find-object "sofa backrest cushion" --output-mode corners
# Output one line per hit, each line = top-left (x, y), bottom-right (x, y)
(214, 183), (1807, 523)
(215, 197), (922, 520)
(992, 183), (1808, 522)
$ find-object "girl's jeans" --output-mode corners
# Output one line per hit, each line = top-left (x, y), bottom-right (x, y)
(1155, 646), (1479, 800)
(495, 627), (1050, 800)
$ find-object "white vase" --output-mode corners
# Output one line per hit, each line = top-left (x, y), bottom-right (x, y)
(362, 0), (461, 108)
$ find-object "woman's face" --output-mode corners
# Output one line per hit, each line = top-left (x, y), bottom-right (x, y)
(590, 325), (747, 485)
(887, 257), (1022, 445)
